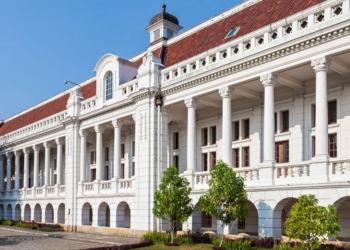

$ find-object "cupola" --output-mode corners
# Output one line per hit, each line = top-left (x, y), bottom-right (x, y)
(145, 4), (183, 43)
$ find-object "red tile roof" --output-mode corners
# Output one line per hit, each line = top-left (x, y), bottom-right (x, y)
(0, 81), (96, 136)
(147, 0), (326, 67)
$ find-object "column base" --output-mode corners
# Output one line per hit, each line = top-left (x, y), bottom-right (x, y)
(258, 162), (275, 186)
(309, 155), (329, 183)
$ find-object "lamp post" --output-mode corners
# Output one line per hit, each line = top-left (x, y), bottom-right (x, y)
(155, 91), (163, 232)
(64, 80), (81, 89)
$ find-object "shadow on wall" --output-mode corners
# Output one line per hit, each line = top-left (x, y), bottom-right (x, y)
(257, 200), (273, 238)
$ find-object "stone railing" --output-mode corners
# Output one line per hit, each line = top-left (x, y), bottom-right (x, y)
(77, 178), (135, 196)
(0, 185), (67, 200)
(0, 110), (68, 146)
(80, 96), (97, 115)
(119, 79), (138, 97)
(274, 162), (310, 185)
(330, 158), (350, 181)
(235, 167), (260, 182)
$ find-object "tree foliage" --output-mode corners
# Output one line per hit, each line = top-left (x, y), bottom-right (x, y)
(284, 194), (340, 250)
(153, 165), (194, 243)
(199, 160), (248, 247)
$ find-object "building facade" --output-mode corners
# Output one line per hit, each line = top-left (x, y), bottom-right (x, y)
(1, 0), (350, 239)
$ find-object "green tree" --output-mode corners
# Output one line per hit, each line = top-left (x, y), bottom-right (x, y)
(284, 194), (340, 250)
(153, 165), (194, 243)
(199, 160), (248, 247)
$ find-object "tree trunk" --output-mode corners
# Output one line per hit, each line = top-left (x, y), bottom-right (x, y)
(171, 223), (175, 244)
(220, 224), (224, 247)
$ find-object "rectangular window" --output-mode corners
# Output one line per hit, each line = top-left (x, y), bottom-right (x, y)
(275, 113), (277, 134)
(173, 132), (179, 150)
(210, 152), (216, 169)
(243, 119), (250, 139)
(329, 134), (337, 158)
(243, 147), (250, 167)
(202, 128), (208, 146)
(281, 110), (289, 132)
(234, 121), (239, 141)
(328, 100), (337, 124)
(121, 164), (125, 179)
(90, 151), (96, 164)
(203, 153), (208, 171)
(132, 141), (135, 157)
(201, 212), (212, 227)
(132, 162), (135, 176)
(311, 104), (316, 128)
(210, 126), (216, 145)
(173, 155), (179, 170)
(154, 29), (160, 40)
(238, 218), (246, 230)
(121, 144), (125, 159)
(91, 169), (96, 181)
(275, 141), (289, 163)
(54, 159), (57, 171)
(233, 148), (239, 168)
(312, 136), (316, 158)
(105, 147), (109, 162)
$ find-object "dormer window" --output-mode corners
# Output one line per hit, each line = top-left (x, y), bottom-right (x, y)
(225, 27), (240, 39)
(105, 72), (113, 100)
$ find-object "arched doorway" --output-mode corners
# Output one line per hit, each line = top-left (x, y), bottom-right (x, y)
(82, 202), (93, 226)
(116, 202), (130, 228)
(236, 201), (258, 236)
(24, 204), (31, 221)
(6, 204), (12, 220)
(98, 202), (110, 227)
(0, 204), (4, 219)
(34, 204), (42, 222)
(192, 203), (202, 231)
(334, 197), (350, 241)
(14, 204), (21, 221)
(57, 203), (65, 224)
(45, 204), (54, 223)
(272, 198), (298, 237)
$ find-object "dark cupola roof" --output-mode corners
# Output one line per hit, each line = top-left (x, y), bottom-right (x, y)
(149, 4), (179, 26)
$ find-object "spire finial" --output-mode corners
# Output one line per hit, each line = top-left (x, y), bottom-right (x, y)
(162, 4), (166, 12)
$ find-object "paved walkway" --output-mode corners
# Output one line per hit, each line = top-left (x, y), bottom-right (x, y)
(0, 225), (140, 250)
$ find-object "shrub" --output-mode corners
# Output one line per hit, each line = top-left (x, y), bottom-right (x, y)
(80, 239), (153, 250)
(1, 220), (15, 226)
(274, 243), (305, 250)
(141, 232), (171, 243)
(213, 238), (251, 250)
(252, 237), (276, 248)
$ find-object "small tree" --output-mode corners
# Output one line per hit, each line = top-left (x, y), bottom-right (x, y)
(153, 165), (194, 243)
(199, 160), (248, 247)
(284, 194), (340, 250)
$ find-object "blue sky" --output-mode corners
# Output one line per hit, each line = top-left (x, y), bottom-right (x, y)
(0, 0), (241, 120)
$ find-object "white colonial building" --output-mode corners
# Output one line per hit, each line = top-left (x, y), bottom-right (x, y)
(1, 0), (350, 240)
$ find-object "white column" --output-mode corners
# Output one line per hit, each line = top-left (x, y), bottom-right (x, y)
(112, 119), (123, 179)
(0, 155), (4, 191)
(23, 148), (30, 188)
(44, 142), (52, 186)
(261, 73), (276, 163)
(79, 131), (88, 182)
(14, 151), (21, 189)
(219, 87), (233, 166)
(55, 138), (63, 185)
(94, 125), (105, 181)
(311, 57), (330, 158)
(6, 152), (12, 190)
(33, 145), (40, 187)
(185, 97), (198, 172)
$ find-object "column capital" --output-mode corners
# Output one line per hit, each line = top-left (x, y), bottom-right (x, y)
(311, 57), (330, 73)
(33, 145), (41, 152)
(5, 152), (13, 158)
(219, 86), (233, 99)
(94, 125), (105, 133)
(79, 129), (89, 137)
(23, 148), (31, 154)
(55, 138), (64, 145)
(112, 119), (123, 129)
(260, 73), (276, 87)
(43, 141), (52, 149)
(184, 97), (198, 109)
(14, 150), (22, 157)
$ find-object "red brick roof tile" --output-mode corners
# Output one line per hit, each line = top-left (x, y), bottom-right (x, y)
(0, 81), (96, 136)
(158, 0), (326, 67)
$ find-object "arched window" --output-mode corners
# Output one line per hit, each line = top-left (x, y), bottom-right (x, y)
(105, 72), (113, 100)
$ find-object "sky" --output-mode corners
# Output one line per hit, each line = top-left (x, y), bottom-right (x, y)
(0, 0), (242, 120)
